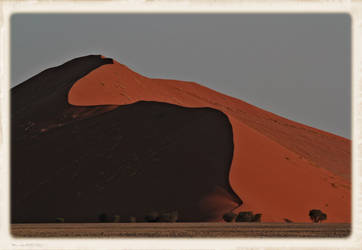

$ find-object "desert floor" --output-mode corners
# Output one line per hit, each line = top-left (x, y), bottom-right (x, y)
(11, 223), (351, 238)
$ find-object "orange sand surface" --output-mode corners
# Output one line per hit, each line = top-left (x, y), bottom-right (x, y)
(68, 59), (350, 222)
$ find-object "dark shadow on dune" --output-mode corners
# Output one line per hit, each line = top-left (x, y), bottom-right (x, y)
(12, 101), (239, 222)
(11, 55), (113, 131)
(11, 55), (242, 223)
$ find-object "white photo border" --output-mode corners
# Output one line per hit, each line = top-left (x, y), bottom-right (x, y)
(0, 1), (361, 249)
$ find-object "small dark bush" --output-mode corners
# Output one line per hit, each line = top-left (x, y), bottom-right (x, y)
(129, 216), (137, 223)
(223, 212), (237, 222)
(157, 210), (178, 222)
(252, 213), (262, 222)
(113, 214), (120, 223)
(98, 212), (108, 223)
(55, 217), (64, 223)
(236, 211), (254, 222)
(169, 210), (178, 222)
(159, 212), (172, 222)
(309, 209), (327, 223)
(145, 211), (159, 222)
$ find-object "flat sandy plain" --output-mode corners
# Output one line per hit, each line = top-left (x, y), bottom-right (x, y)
(11, 223), (351, 238)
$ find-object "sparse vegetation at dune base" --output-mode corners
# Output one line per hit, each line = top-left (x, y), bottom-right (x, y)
(53, 209), (328, 224)
(92, 211), (179, 223)
(223, 211), (262, 223)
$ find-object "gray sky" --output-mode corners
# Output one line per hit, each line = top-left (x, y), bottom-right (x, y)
(11, 14), (351, 138)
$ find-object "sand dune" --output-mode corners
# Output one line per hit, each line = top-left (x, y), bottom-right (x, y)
(12, 55), (241, 223)
(11, 55), (350, 223)
(68, 57), (350, 222)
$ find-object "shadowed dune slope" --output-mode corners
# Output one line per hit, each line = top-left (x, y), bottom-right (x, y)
(68, 57), (351, 222)
(12, 55), (240, 223)
(12, 102), (238, 223)
(12, 55), (115, 135)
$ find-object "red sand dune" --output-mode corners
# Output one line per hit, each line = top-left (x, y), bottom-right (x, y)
(69, 58), (351, 223)
(13, 55), (244, 223)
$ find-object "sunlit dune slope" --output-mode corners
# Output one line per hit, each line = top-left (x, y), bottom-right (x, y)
(69, 57), (351, 222)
